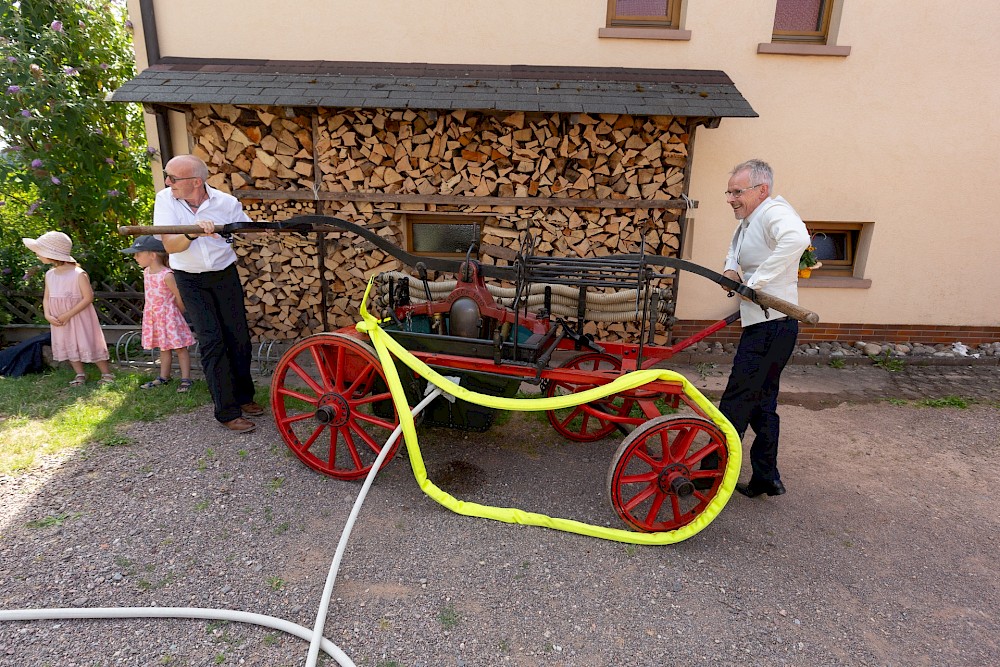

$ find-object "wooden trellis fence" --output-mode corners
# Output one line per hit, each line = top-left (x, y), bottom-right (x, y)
(0, 283), (144, 326)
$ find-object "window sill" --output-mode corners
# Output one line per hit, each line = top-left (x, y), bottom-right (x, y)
(599, 27), (692, 41)
(800, 276), (871, 288)
(757, 43), (851, 57)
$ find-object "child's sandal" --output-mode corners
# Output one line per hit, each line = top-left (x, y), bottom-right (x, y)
(140, 376), (170, 389)
(99, 373), (115, 386)
(176, 378), (194, 393)
(69, 374), (87, 387)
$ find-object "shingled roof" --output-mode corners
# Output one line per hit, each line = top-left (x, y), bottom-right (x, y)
(110, 60), (757, 118)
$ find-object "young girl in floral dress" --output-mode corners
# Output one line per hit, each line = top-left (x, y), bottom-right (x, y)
(121, 236), (195, 392)
(22, 231), (114, 386)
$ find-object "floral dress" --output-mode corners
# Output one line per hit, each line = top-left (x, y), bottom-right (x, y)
(141, 267), (195, 351)
(46, 266), (109, 363)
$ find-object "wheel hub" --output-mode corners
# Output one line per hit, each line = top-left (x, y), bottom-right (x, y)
(315, 393), (349, 426)
(658, 463), (694, 497)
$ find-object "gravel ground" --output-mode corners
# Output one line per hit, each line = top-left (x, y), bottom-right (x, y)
(1, 366), (999, 667)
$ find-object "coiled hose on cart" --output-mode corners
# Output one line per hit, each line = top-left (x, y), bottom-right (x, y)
(374, 271), (676, 324)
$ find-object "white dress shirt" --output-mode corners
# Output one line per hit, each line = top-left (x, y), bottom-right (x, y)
(152, 185), (250, 273)
(724, 195), (810, 327)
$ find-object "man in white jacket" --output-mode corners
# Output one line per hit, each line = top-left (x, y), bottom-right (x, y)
(717, 159), (810, 498)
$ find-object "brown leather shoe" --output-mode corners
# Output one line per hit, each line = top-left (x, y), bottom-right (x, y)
(241, 402), (265, 417)
(222, 417), (257, 433)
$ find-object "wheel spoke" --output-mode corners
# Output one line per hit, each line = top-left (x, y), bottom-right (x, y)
(353, 410), (398, 431)
(686, 442), (723, 467)
(333, 344), (347, 392)
(620, 470), (658, 485)
(351, 390), (394, 407)
(340, 426), (366, 470)
(309, 343), (334, 391)
(623, 482), (657, 513)
(669, 493), (683, 524)
(644, 491), (666, 526)
(278, 411), (318, 428)
(276, 386), (319, 406)
(288, 360), (325, 397)
(667, 425), (698, 462)
(345, 363), (377, 397)
(298, 422), (326, 451)
(557, 405), (586, 430)
(348, 421), (384, 455)
(631, 445), (661, 469)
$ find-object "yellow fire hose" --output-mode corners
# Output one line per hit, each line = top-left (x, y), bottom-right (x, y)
(356, 279), (741, 545)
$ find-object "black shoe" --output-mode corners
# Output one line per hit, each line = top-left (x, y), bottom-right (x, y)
(735, 479), (786, 498)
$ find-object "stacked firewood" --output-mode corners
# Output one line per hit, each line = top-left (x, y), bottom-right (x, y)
(188, 105), (693, 342)
(315, 108), (688, 201)
(190, 105), (316, 192)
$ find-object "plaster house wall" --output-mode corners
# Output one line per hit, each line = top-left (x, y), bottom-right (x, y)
(124, 0), (1000, 332)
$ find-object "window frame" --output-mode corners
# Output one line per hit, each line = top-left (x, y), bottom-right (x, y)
(771, 0), (835, 44)
(806, 222), (863, 278)
(606, 0), (681, 29)
(402, 213), (485, 259)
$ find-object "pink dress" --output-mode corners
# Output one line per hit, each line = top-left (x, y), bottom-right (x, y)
(45, 266), (109, 363)
(141, 267), (195, 351)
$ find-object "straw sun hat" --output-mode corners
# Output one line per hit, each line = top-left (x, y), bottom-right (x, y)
(22, 231), (77, 263)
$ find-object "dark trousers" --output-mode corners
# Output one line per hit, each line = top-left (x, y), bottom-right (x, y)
(717, 317), (799, 484)
(173, 264), (255, 423)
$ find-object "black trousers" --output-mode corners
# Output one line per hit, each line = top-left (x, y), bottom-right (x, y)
(718, 317), (799, 484)
(173, 263), (255, 423)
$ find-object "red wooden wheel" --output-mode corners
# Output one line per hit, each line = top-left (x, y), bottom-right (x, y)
(270, 333), (401, 480)
(606, 415), (728, 532)
(545, 353), (636, 442)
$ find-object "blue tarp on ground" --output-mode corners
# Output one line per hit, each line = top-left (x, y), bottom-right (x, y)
(0, 332), (50, 377)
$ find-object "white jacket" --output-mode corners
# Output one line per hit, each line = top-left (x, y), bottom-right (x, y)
(724, 195), (810, 327)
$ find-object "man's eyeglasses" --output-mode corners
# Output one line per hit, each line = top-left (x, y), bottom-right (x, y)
(163, 172), (198, 184)
(724, 183), (764, 198)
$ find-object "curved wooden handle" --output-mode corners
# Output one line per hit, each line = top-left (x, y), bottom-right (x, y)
(752, 290), (820, 324)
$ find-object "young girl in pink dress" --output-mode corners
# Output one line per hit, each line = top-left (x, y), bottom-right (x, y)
(121, 236), (195, 392)
(22, 231), (114, 386)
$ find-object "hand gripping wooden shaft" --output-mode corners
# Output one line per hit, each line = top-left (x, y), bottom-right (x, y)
(119, 225), (224, 235)
(751, 290), (819, 324)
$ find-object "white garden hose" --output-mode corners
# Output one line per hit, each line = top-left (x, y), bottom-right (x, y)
(305, 383), (449, 667)
(0, 385), (451, 667)
(0, 607), (352, 663)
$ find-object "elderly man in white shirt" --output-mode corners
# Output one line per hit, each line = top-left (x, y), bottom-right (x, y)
(154, 155), (263, 434)
(714, 159), (810, 498)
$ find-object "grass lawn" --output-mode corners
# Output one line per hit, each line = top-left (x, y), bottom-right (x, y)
(0, 365), (263, 476)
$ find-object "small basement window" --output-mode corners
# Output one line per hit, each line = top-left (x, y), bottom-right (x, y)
(403, 214), (484, 258)
(806, 222), (866, 277)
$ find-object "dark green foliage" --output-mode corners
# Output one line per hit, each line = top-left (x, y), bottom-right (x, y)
(1, 1), (154, 290)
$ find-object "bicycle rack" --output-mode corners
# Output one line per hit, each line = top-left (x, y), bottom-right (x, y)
(114, 330), (281, 378)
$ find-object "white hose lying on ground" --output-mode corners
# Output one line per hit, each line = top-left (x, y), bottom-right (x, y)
(0, 386), (452, 667)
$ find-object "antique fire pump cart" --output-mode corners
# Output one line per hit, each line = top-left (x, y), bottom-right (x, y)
(122, 216), (816, 541)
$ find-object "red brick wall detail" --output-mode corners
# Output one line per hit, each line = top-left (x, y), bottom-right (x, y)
(671, 320), (1000, 346)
